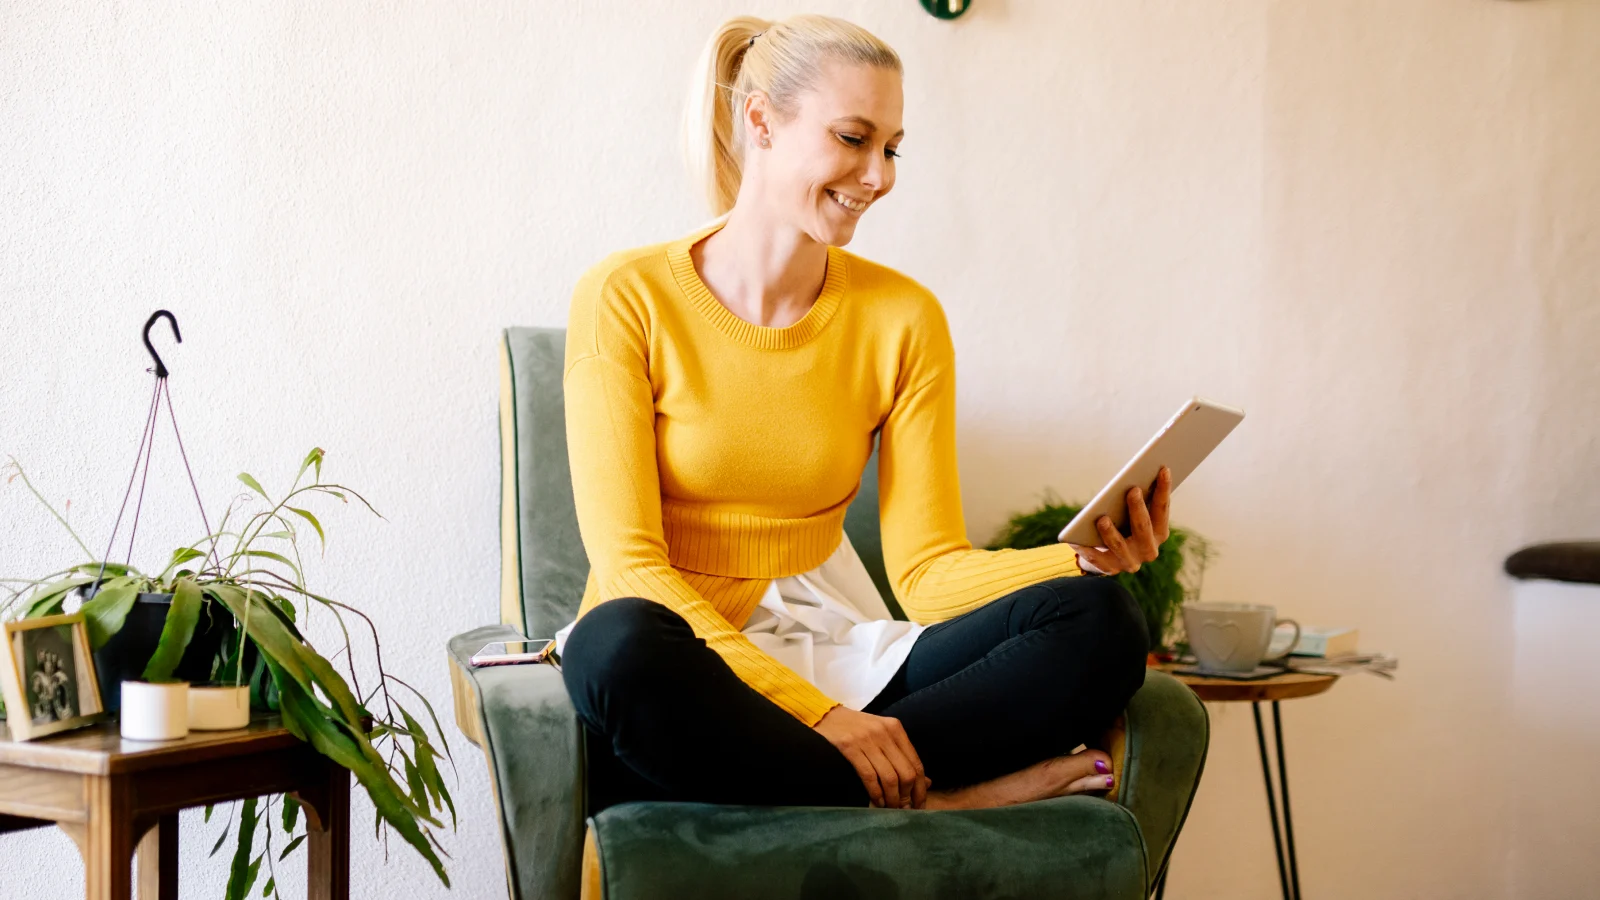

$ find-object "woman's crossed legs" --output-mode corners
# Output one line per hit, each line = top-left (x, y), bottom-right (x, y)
(562, 574), (1150, 811)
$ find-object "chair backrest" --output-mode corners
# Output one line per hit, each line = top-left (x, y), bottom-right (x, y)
(499, 327), (899, 639)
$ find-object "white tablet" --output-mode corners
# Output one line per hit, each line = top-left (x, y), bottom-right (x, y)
(1056, 397), (1245, 547)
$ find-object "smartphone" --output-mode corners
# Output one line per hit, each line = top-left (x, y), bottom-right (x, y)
(469, 638), (556, 667)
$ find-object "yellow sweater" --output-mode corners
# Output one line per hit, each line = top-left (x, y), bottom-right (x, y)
(565, 220), (1084, 725)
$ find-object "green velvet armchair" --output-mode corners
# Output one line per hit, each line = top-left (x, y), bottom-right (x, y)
(448, 327), (1209, 899)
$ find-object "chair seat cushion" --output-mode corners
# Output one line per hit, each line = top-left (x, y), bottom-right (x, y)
(591, 795), (1148, 900)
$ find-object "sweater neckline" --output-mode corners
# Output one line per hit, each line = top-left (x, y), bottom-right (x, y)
(665, 219), (848, 350)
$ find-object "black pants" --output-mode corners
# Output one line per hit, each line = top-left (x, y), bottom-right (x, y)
(562, 575), (1150, 811)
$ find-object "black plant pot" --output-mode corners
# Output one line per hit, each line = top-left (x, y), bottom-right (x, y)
(92, 593), (232, 713)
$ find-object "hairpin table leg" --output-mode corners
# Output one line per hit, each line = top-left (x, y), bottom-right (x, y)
(1253, 702), (1295, 900)
(1272, 701), (1302, 900)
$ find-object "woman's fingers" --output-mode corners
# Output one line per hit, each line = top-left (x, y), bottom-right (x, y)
(882, 718), (926, 808)
(813, 707), (931, 810)
(1096, 515), (1141, 572)
(862, 745), (902, 809)
(1071, 543), (1121, 575)
(845, 749), (885, 807)
(1126, 485), (1158, 561)
(851, 746), (889, 800)
(1149, 466), (1173, 543)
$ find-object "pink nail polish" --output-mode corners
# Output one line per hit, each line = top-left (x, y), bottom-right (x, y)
(1094, 759), (1109, 774)
(1105, 775), (1115, 788)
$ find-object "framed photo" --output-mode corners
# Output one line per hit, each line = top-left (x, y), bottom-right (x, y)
(0, 612), (105, 741)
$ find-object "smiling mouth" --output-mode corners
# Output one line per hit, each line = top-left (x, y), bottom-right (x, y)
(827, 189), (869, 214)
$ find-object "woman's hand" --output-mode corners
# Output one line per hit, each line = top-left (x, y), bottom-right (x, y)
(813, 705), (930, 809)
(1069, 466), (1172, 575)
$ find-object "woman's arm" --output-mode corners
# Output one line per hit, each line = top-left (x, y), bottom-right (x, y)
(876, 300), (1086, 625)
(564, 276), (838, 725)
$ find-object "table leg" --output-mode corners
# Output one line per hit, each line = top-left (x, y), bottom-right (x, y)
(1272, 701), (1303, 900)
(136, 814), (178, 900)
(304, 761), (350, 900)
(1252, 703), (1293, 900)
(73, 777), (136, 900)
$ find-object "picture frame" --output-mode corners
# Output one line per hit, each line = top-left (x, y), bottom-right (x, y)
(0, 612), (105, 741)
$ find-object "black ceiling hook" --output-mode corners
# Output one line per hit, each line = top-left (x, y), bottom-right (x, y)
(142, 309), (181, 378)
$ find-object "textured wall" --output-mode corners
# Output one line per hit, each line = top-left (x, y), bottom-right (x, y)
(2, 1), (1596, 897)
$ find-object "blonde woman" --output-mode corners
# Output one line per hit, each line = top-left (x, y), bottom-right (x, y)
(559, 14), (1172, 813)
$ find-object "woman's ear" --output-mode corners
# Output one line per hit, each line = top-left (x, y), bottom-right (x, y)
(744, 91), (774, 150)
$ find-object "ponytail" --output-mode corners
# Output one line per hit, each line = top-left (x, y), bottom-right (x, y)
(682, 15), (902, 217)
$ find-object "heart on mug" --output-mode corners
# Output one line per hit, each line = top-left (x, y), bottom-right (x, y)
(1197, 620), (1243, 663)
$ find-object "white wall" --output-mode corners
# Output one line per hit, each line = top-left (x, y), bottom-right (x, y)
(3, 1), (1596, 897)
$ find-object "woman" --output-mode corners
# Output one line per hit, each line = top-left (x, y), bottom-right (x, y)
(559, 14), (1170, 813)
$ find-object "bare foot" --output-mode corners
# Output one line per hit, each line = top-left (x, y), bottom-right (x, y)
(924, 750), (1114, 811)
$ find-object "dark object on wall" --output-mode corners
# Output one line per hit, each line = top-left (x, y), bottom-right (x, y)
(921, 0), (972, 21)
(1504, 541), (1600, 586)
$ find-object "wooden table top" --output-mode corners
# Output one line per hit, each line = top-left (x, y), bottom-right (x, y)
(1160, 665), (1339, 703)
(0, 715), (296, 776)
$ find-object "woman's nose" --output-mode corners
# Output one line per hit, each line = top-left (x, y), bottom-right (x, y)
(860, 154), (886, 192)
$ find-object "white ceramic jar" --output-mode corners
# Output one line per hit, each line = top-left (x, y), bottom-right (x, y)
(188, 684), (250, 730)
(120, 681), (190, 741)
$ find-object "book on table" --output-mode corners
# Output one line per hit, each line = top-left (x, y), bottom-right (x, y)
(1270, 625), (1359, 658)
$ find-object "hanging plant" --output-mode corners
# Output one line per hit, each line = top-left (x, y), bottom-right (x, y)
(1, 312), (451, 900)
(3, 449), (455, 899)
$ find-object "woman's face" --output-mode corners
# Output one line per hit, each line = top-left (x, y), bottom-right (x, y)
(749, 61), (904, 247)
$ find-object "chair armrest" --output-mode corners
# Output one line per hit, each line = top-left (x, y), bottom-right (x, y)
(1116, 668), (1209, 890)
(449, 625), (586, 900)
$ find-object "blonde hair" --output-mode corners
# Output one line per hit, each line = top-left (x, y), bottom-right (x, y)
(682, 14), (902, 216)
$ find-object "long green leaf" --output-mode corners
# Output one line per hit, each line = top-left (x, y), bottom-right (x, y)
(278, 833), (306, 861)
(296, 447), (324, 486)
(23, 592), (67, 619)
(285, 507), (324, 548)
(281, 795), (299, 832)
(224, 798), (259, 900)
(238, 472), (269, 499)
(81, 579), (140, 649)
(267, 657), (448, 885)
(402, 706), (455, 828)
(142, 577), (201, 683)
(159, 546), (206, 579)
(18, 574), (94, 619)
(230, 550), (302, 584)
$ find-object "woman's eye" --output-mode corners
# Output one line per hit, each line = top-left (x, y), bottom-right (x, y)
(838, 134), (901, 160)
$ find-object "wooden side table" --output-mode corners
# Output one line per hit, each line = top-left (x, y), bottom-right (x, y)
(1155, 668), (1339, 900)
(0, 715), (349, 900)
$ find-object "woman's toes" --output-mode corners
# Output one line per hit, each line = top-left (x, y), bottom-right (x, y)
(1059, 749), (1112, 781)
(1063, 772), (1116, 796)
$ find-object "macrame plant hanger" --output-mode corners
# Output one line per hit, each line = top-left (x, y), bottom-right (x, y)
(91, 310), (219, 591)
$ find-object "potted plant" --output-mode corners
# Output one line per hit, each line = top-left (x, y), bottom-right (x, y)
(985, 488), (1215, 654)
(2, 449), (453, 900)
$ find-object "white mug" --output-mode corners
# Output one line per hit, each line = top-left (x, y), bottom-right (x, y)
(1182, 603), (1300, 674)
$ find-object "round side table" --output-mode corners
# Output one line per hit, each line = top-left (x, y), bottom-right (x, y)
(1155, 667), (1339, 900)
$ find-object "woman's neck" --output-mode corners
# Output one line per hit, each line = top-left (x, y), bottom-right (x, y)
(692, 204), (830, 329)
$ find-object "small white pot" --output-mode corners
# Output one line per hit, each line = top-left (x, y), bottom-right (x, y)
(120, 681), (190, 741)
(188, 684), (251, 731)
